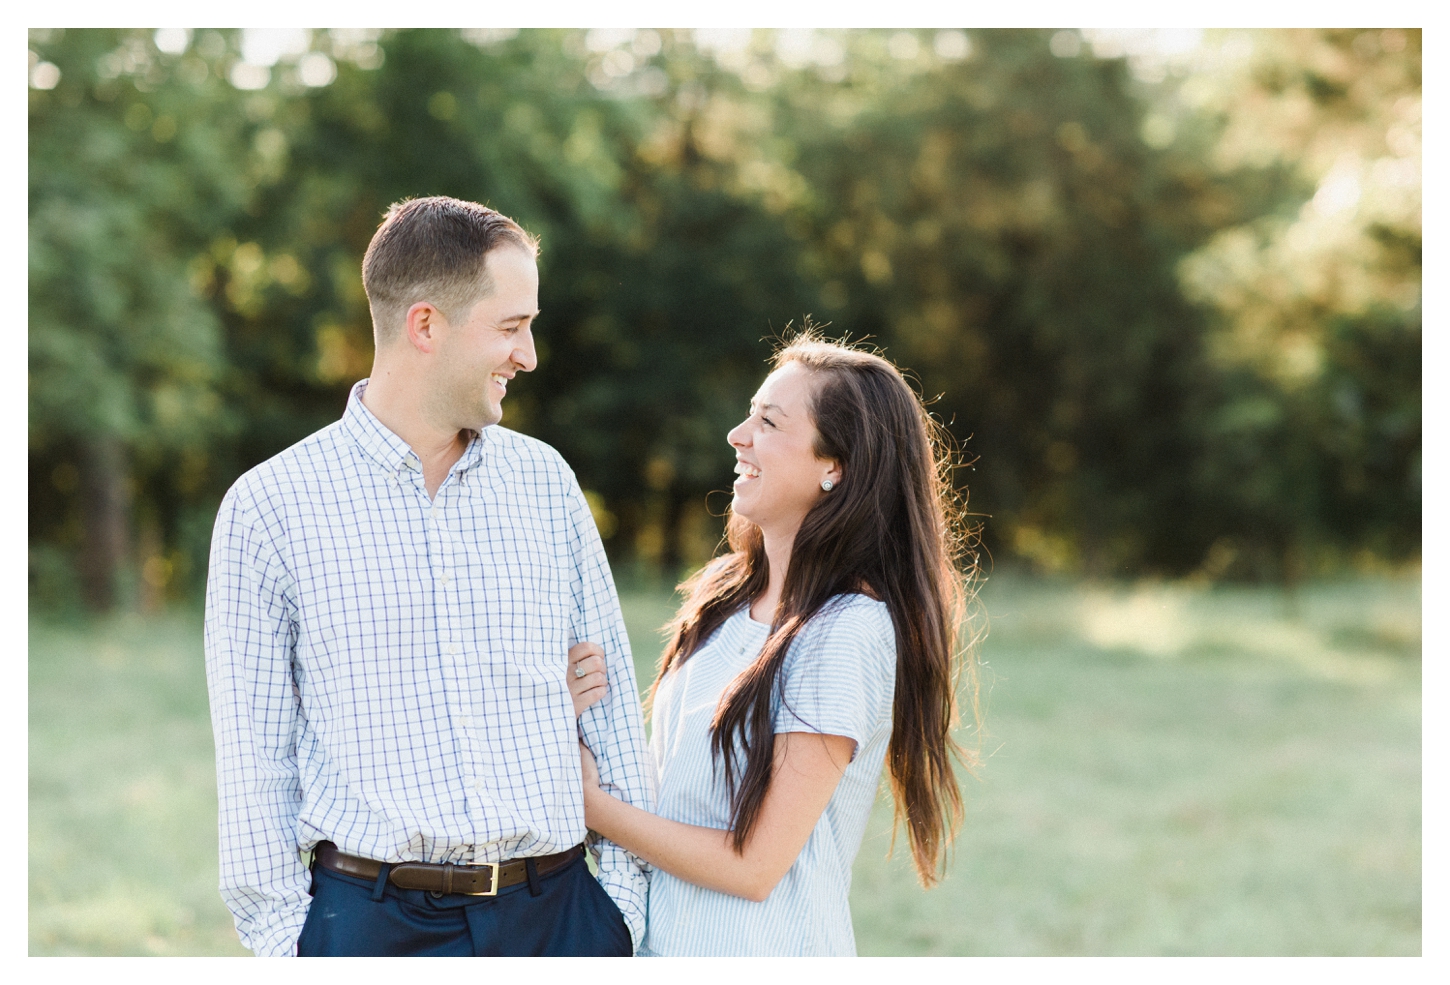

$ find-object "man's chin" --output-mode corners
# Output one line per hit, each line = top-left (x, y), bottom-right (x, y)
(477, 403), (504, 429)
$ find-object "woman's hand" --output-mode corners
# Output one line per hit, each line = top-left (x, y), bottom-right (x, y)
(567, 641), (608, 718)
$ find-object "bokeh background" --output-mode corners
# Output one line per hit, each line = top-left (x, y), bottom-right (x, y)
(28, 27), (1421, 955)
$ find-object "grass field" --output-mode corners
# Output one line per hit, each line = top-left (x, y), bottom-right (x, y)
(29, 574), (1420, 955)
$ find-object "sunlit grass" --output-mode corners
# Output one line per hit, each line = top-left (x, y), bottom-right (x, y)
(29, 615), (249, 955)
(28, 574), (1419, 954)
(848, 573), (1421, 955)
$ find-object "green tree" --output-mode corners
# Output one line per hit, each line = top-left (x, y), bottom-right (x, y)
(29, 28), (251, 609)
(28, 28), (1420, 610)
(753, 30), (1236, 575)
(1175, 29), (1421, 578)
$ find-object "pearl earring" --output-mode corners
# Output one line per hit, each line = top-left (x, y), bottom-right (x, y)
(821, 479), (834, 492)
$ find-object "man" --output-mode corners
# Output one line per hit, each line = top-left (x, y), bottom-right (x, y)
(204, 196), (651, 956)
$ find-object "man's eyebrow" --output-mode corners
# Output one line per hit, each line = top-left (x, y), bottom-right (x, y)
(501, 308), (540, 322)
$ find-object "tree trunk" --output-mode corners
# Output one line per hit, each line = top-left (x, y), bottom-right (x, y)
(78, 436), (130, 612)
(660, 486), (688, 579)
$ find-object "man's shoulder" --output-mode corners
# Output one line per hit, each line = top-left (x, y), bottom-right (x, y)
(484, 426), (573, 476)
(223, 421), (347, 513)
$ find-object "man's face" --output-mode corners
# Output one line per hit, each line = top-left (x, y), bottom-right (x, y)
(431, 245), (540, 431)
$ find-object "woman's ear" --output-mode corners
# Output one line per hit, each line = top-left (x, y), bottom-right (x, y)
(823, 460), (842, 487)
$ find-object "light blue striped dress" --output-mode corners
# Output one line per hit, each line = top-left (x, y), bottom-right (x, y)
(639, 593), (897, 956)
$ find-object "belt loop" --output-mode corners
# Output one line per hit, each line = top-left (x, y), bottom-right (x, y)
(371, 862), (392, 903)
(525, 857), (542, 897)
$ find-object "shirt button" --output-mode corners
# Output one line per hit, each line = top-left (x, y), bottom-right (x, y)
(405, 456), (419, 470)
(445, 643), (461, 655)
(440, 573), (451, 586)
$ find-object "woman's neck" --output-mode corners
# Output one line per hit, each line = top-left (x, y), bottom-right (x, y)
(750, 527), (794, 623)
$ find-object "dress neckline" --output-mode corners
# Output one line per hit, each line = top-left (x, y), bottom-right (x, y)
(744, 610), (771, 630)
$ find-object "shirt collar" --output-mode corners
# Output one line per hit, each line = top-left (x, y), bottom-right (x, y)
(341, 379), (490, 477)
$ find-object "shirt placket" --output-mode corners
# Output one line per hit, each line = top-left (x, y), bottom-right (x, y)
(426, 467), (492, 859)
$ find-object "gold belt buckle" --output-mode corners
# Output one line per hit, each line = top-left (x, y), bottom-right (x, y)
(459, 860), (501, 896)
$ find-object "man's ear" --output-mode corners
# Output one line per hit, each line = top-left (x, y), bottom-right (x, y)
(404, 301), (445, 354)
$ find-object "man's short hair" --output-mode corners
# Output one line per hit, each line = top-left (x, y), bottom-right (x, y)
(362, 196), (539, 346)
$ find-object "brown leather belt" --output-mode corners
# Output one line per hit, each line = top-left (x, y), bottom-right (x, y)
(314, 841), (584, 897)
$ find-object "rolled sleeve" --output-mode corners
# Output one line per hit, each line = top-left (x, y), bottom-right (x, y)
(566, 480), (654, 950)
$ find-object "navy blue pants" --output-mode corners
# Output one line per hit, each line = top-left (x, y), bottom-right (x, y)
(296, 852), (633, 956)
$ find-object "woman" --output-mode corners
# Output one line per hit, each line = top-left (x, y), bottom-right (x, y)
(569, 332), (980, 956)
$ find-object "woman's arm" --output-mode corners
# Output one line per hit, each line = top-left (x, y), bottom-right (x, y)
(580, 731), (854, 903)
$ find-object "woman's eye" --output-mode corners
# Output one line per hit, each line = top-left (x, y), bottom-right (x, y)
(761, 416), (776, 428)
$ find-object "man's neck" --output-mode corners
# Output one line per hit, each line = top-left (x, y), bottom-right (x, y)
(361, 364), (467, 499)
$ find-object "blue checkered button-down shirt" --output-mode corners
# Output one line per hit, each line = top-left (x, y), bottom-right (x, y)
(204, 379), (653, 956)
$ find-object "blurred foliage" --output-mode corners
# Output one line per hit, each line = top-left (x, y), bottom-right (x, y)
(27, 28), (1420, 609)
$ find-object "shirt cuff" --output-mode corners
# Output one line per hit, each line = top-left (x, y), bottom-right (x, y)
(594, 845), (648, 953)
(241, 906), (309, 957)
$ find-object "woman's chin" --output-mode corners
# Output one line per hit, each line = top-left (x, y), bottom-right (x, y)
(731, 496), (758, 525)
(730, 501), (777, 539)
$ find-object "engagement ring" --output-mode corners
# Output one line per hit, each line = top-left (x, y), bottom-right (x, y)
(574, 664), (586, 678)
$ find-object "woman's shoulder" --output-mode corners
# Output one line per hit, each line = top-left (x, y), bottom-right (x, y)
(779, 594), (897, 713)
(799, 593), (896, 653)
(818, 591), (893, 625)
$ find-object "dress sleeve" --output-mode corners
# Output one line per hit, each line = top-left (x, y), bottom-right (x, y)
(773, 597), (897, 758)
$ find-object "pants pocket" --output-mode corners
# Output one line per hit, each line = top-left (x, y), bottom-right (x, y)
(580, 869), (633, 956)
(295, 889), (320, 955)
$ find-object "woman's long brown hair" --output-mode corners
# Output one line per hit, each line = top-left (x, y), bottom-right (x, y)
(651, 331), (982, 886)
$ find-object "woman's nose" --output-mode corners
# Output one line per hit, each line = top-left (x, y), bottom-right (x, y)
(727, 419), (750, 448)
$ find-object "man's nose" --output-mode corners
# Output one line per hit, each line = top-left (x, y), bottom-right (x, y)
(514, 326), (538, 372)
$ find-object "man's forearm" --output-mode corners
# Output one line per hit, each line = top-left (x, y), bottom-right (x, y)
(212, 737), (312, 954)
(593, 837), (648, 950)
(222, 887), (311, 956)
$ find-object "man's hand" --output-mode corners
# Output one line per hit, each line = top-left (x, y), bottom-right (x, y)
(567, 641), (608, 718)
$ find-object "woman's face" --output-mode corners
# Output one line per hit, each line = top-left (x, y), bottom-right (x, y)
(727, 361), (841, 540)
